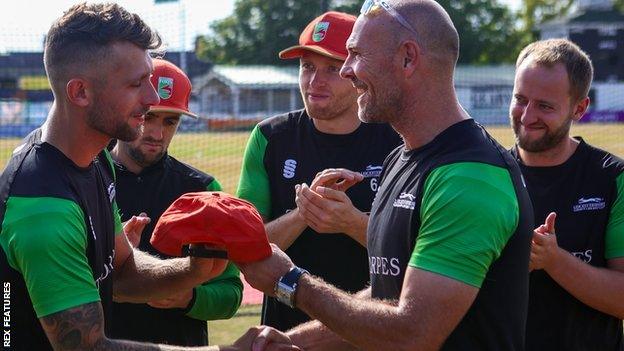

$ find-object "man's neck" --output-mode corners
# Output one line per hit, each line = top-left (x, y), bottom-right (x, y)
(393, 87), (470, 150)
(109, 145), (146, 175)
(518, 137), (580, 167)
(311, 107), (361, 135)
(41, 104), (110, 168)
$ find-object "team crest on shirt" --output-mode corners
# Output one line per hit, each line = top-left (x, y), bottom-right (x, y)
(393, 192), (416, 210)
(572, 197), (605, 212)
(312, 22), (330, 42)
(158, 77), (174, 99)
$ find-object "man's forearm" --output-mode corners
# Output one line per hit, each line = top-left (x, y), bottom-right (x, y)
(288, 320), (359, 351)
(545, 249), (624, 318)
(113, 249), (217, 303)
(293, 275), (420, 351)
(344, 211), (368, 247)
(266, 209), (307, 250)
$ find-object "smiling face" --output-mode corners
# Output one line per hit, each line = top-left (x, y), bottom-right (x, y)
(86, 41), (159, 142)
(298, 51), (358, 122)
(510, 60), (578, 153)
(340, 16), (402, 124)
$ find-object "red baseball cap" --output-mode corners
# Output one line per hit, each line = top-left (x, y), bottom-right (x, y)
(279, 11), (356, 61)
(150, 192), (272, 263)
(149, 58), (198, 118)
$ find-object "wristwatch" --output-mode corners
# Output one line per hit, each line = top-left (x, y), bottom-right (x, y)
(275, 266), (309, 308)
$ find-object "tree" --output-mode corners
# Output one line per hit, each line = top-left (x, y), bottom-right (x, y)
(196, 0), (525, 65)
(196, 0), (349, 65)
(519, 0), (575, 42)
(438, 0), (525, 64)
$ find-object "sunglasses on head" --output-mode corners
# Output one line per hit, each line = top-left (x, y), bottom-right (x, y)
(360, 0), (418, 36)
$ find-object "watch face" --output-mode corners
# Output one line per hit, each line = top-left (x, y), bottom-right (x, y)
(276, 281), (295, 307)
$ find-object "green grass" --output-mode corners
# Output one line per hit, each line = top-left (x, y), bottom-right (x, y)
(1, 124), (623, 346)
(208, 304), (261, 346)
(2, 125), (623, 192)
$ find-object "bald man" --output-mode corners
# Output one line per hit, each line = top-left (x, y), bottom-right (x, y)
(238, 1), (533, 350)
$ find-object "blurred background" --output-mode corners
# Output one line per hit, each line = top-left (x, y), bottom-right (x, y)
(1, 0), (623, 345)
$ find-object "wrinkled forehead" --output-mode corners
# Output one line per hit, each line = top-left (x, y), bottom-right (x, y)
(347, 15), (377, 49)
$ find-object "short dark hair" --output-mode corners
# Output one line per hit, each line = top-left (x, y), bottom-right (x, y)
(516, 39), (594, 103)
(44, 2), (161, 89)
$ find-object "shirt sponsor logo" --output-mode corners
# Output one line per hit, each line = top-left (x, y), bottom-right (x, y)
(361, 165), (383, 178)
(571, 249), (592, 263)
(393, 192), (416, 210)
(369, 256), (401, 276)
(95, 251), (114, 289)
(283, 159), (297, 179)
(572, 197), (605, 212)
(107, 183), (116, 204)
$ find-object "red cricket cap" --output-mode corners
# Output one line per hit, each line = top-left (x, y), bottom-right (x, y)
(279, 11), (356, 61)
(150, 192), (271, 263)
(149, 58), (198, 118)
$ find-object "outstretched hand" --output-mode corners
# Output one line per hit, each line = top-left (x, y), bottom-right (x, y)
(123, 212), (150, 248)
(226, 326), (302, 351)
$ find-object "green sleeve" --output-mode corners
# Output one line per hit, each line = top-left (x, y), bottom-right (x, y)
(112, 200), (123, 235)
(605, 172), (624, 259)
(0, 196), (101, 317)
(206, 178), (223, 192)
(236, 125), (271, 218)
(185, 262), (243, 320)
(409, 162), (520, 288)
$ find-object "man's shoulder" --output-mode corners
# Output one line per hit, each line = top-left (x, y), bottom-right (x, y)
(7, 142), (75, 200)
(165, 155), (216, 187)
(256, 109), (307, 139)
(580, 140), (624, 176)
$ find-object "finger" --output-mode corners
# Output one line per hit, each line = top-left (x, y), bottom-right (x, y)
(532, 232), (547, 245)
(545, 212), (557, 234)
(252, 327), (292, 351)
(311, 169), (360, 190)
(333, 176), (363, 192)
(316, 186), (349, 202)
(301, 184), (333, 209)
(265, 345), (302, 351)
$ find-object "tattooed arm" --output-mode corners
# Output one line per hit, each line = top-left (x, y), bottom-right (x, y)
(39, 302), (212, 350)
(113, 225), (227, 303)
(40, 302), (299, 350)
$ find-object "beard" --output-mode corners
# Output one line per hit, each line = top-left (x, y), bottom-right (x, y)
(125, 140), (165, 168)
(357, 86), (402, 124)
(86, 97), (143, 142)
(513, 116), (572, 152)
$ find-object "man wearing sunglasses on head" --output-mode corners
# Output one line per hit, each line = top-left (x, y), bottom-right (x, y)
(240, 1), (533, 350)
(237, 11), (401, 332)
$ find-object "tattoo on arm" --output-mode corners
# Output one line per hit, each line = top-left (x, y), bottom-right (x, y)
(39, 302), (169, 350)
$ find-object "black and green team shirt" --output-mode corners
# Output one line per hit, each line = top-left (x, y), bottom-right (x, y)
(237, 109), (402, 331)
(110, 153), (243, 346)
(0, 129), (122, 350)
(511, 139), (624, 351)
(368, 119), (533, 350)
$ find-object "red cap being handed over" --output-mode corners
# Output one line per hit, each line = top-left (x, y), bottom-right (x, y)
(150, 192), (272, 263)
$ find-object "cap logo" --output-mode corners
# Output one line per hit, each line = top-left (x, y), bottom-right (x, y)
(312, 22), (330, 42)
(158, 77), (174, 100)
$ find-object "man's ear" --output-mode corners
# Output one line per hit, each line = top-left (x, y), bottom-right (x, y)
(66, 78), (92, 108)
(401, 40), (421, 76)
(571, 96), (590, 122)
